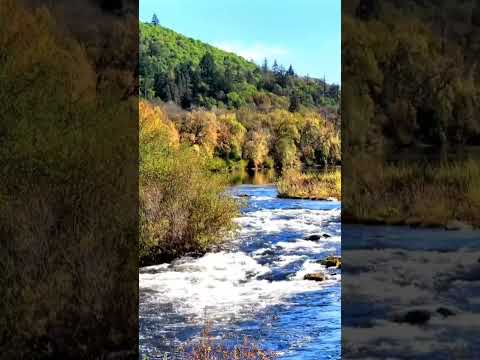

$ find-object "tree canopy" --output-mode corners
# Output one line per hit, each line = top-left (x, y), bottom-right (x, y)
(140, 22), (340, 112)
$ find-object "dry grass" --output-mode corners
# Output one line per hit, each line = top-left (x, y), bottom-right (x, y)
(173, 326), (277, 360)
(187, 334), (276, 360)
(343, 156), (480, 227)
(146, 324), (277, 360)
(277, 168), (341, 200)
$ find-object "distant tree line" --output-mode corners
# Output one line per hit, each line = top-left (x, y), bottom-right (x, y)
(344, 0), (480, 156)
(140, 22), (340, 112)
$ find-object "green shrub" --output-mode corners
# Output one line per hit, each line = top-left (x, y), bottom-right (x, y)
(139, 104), (239, 264)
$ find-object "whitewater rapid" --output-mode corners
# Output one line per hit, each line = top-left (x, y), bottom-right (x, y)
(139, 184), (341, 359)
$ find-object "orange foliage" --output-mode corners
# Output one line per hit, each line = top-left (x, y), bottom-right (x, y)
(139, 100), (180, 148)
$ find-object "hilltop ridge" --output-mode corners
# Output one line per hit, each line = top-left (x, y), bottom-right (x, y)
(140, 22), (340, 112)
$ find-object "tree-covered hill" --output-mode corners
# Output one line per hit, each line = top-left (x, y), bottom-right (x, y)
(140, 21), (340, 112)
(344, 0), (480, 154)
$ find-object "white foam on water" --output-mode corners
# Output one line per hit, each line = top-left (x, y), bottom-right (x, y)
(252, 195), (275, 201)
(235, 208), (340, 236)
(140, 250), (337, 323)
(277, 239), (337, 253)
(140, 199), (341, 328)
(292, 259), (340, 281)
(273, 254), (306, 267)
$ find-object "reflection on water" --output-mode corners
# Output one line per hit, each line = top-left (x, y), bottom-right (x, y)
(229, 168), (278, 185)
(229, 166), (341, 186)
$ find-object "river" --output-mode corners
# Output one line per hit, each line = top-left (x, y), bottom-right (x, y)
(139, 183), (341, 359)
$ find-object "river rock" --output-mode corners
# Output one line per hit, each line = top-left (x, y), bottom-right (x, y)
(261, 249), (275, 256)
(437, 307), (455, 317)
(320, 256), (341, 268)
(394, 309), (431, 325)
(305, 234), (321, 241)
(445, 220), (473, 231)
(304, 273), (326, 281)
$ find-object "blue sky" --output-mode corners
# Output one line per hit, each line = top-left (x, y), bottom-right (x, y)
(140, 0), (341, 84)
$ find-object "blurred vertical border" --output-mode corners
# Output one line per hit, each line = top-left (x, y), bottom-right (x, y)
(0, 0), (139, 358)
(342, 0), (480, 358)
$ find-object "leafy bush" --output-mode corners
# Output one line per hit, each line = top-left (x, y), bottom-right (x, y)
(139, 102), (238, 264)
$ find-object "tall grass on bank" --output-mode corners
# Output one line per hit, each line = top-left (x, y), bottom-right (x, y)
(277, 169), (341, 200)
(343, 156), (480, 227)
(186, 328), (277, 360)
(149, 326), (277, 360)
(139, 101), (239, 265)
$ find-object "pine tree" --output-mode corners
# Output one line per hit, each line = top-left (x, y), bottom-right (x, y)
(323, 75), (327, 97)
(272, 60), (280, 75)
(262, 58), (269, 73)
(289, 93), (300, 112)
(175, 63), (194, 108)
(151, 13), (160, 26)
(199, 52), (217, 96)
(287, 65), (295, 77)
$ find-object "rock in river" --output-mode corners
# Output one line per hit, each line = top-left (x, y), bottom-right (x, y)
(320, 256), (342, 269)
(394, 309), (431, 326)
(305, 233), (332, 241)
(304, 273), (326, 281)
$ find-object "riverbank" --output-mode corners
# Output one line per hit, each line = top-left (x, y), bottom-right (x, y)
(277, 169), (341, 200)
(139, 101), (239, 265)
(140, 184), (341, 359)
(343, 159), (480, 229)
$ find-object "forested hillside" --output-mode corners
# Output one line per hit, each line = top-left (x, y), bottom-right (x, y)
(139, 20), (341, 170)
(344, 0), (480, 156)
(140, 22), (340, 112)
(343, 0), (480, 227)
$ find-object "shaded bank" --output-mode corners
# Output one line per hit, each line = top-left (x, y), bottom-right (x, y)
(343, 156), (480, 228)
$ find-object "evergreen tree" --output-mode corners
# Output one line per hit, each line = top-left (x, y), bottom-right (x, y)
(199, 52), (217, 95)
(153, 72), (171, 101)
(222, 59), (235, 93)
(175, 62), (195, 108)
(272, 60), (280, 75)
(289, 93), (300, 112)
(277, 65), (287, 87)
(262, 58), (269, 73)
(151, 13), (160, 26)
(287, 65), (295, 77)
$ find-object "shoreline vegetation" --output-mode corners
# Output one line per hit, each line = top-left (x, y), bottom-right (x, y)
(343, 157), (480, 229)
(139, 89), (341, 266)
(277, 168), (341, 201)
(139, 19), (341, 266)
(143, 325), (277, 360)
(184, 326), (277, 360)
